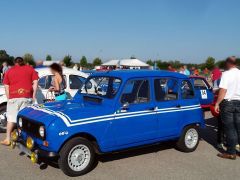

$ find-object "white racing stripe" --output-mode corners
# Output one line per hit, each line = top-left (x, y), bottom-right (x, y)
(29, 104), (201, 127)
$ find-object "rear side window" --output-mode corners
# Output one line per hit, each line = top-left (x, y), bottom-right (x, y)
(38, 76), (47, 89)
(69, 75), (85, 89)
(181, 80), (195, 99)
(154, 78), (178, 101)
(121, 79), (150, 104)
(193, 79), (208, 90)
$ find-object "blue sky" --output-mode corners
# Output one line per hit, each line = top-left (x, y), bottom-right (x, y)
(0, 0), (239, 63)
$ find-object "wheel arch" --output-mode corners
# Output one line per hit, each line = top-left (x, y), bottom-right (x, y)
(58, 132), (101, 154)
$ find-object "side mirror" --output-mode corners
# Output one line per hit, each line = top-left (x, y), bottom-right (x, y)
(122, 102), (129, 109)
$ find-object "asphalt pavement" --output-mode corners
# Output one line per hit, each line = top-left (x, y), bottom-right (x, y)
(0, 112), (239, 180)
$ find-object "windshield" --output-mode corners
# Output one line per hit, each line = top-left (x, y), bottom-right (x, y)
(80, 76), (121, 99)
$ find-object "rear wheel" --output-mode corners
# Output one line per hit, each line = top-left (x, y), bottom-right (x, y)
(58, 137), (96, 177)
(176, 125), (199, 152)
(0, 105), (7, 133)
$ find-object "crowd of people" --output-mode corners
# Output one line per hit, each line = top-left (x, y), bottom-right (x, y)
(0, 56), (240, 160)
(0, 57), (67, 146)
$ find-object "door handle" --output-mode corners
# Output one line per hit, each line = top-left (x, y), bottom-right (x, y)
(176, 105), (181, 108)
(148, 107), (156, 111)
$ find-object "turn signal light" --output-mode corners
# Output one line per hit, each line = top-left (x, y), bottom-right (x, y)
(43, 141), (49, 147)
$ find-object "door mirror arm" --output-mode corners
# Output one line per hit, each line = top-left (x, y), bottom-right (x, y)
(122, 102), (129, 110)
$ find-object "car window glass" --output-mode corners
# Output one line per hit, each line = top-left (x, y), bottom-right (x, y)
(38, 76), (47, 89)
(194, 79), (208, 89)
(154, 78), (178, 101)
(45, 75), (67, 89)
(181, 80), (194, 99)
(121, 79), (150, 104)
(81, 77), (121, 99)
(69, 75), (85, 89)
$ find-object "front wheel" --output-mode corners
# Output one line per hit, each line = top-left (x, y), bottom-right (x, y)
(58, 137), (96, 177)
(0, 105), (7, 133)
(176, 125), (199, 152)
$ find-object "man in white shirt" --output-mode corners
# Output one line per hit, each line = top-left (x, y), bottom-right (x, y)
(215, 56), (240, 160)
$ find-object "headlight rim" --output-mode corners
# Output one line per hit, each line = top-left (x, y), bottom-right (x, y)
(18, 117), (23, 128)
(39, 125), (45, 138)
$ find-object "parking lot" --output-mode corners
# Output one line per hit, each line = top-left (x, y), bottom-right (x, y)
(0, 112), (239, 180)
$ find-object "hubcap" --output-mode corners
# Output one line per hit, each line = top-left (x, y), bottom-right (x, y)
(185, 128), (198, 149)
(0, 111), (7, 129)
(68, 144), (91, 172)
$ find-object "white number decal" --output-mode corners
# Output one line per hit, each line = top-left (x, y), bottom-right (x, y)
(200, 90), (208, 99)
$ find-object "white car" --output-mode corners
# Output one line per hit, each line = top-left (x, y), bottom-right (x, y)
(0, 67), (90, 131)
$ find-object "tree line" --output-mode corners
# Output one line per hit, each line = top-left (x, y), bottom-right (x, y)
(146, 56), (240, 70)
(0, 50), (102, 69)
(0, 49), (239, 70)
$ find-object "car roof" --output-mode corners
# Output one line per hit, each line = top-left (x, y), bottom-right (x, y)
(35, 67), (89, 78)
(91, 70), (188, 80)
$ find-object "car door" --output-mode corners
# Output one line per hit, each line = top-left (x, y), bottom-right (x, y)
(154, 77), (181, 137)
(113, 78), (158, 146)
(190, 77), (214, 106)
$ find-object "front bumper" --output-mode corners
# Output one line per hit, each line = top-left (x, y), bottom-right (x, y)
(12, 138), (59, 160)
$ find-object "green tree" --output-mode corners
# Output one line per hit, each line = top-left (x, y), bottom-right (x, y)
(46, 54), (52, 61)
(23, 53), (36, 66)
(0, 50), (14, 65)
(130, 56), (136, 59)
(146, 59), (154, 66)
(204, 57), (215, 70)
(92, 57), (102, 66)
(80, 56), (88, 67)
(63, 55), (72, 67)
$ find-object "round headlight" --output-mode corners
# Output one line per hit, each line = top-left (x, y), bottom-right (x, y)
(18, 118), (23, 128)
(39, 126), (45, 138)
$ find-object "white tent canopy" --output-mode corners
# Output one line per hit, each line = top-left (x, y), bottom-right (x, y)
(102, 59), (149, 67)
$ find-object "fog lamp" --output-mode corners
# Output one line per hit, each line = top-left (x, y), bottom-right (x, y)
(26, 137), (34, 150)
(11, 129), (18, 142)
(30, 153), (38, 164)
(10, 141), (16, 149)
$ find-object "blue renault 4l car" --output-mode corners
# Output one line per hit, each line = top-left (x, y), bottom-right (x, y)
(11, 70), (205, 176)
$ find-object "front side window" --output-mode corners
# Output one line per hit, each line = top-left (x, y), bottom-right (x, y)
(181, 80), (194, 99)
(121, 79), (150, 104)
(80, 76), (121, 99)
(154, 78), (178, 101)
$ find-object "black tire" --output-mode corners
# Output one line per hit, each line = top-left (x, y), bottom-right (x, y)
(176, 125), (199, 152)
(0, 105), (7, 133)
(58, 137), (96, 177)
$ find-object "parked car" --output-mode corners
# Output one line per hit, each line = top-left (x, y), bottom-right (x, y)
(189, 76), (214, 109)
(11, 70), (205, 176)
(0, 67), (89, 132)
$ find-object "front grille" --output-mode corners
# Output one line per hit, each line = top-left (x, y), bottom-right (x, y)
(19, 117), (45, 140)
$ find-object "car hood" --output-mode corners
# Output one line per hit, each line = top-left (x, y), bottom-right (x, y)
(19, 100), (114, 127)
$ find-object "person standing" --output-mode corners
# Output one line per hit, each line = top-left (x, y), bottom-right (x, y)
(1, 57), (38, 146)
(183, 65), (190, 76)
(167, 64), (176, 72)
(215, 56), (240, 159)
(49, 63), (67, 101)
(2, 62), (9, 77)
(211, 66), (222, 89)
